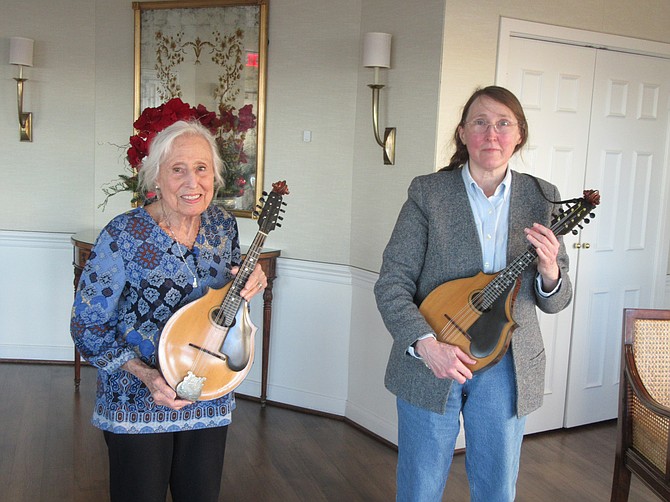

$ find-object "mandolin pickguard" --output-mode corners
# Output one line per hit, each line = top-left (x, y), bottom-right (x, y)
(466, 284), (517, 359)
(158, 282), (257, 401)
(419, 271), (519, 372)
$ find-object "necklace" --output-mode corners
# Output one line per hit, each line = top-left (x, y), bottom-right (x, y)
(161, 202), (199, 288)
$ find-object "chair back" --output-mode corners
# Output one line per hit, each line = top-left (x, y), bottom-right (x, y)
(611, 308), (670, 501)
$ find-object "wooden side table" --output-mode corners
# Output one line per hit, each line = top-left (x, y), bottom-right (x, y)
(71, 230), (280, 406)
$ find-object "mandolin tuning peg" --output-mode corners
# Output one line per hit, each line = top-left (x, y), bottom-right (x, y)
(584, 218), (590, 224)
(278, 216), (284, 221)
(281, 201), (287, 206)
(262, 191), (268, 196)
(276, 223), (282, 228)
(252, 211), (260, 218)
(572, 229), (578, 235)
(589, 212), (595, 218)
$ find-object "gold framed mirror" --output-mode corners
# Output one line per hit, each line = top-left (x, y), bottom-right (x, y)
(133, 0), (268, 218)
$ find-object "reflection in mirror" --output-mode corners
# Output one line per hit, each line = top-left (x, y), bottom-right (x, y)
(133, 0), (268, 217)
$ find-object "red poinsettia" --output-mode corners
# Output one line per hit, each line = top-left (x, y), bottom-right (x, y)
(100, 98), (257, 209)
(127, 98), (223, 169)
(217, 103), (257, 196)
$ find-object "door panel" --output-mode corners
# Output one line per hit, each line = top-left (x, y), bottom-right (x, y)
(503, 38), (596, 433)
(564, 50), (670, 426)
(502, 38), (670, 431)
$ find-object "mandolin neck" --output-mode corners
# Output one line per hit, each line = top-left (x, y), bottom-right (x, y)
(480, 246), (537, 310)
(219, 231), (268, 324)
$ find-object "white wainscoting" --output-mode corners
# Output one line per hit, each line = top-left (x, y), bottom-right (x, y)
(0, 230), (75, 361)
(346, 267), (398, 444)
(0, 231), (399, 443)
(245, 259), (355, 416)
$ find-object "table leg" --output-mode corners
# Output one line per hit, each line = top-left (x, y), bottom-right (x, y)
(261, 276), (276, 407)
(74, 347), (81, 390)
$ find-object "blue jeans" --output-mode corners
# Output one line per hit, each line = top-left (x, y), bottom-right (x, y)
(396, 351), (527, 502)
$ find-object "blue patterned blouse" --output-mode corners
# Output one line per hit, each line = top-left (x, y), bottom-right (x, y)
(71, 205), (241, 434)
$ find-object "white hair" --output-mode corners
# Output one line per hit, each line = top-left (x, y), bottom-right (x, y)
(137, 120), (224, 194)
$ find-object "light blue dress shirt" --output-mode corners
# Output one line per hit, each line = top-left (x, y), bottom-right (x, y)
(462, 162), (560, 295)
(462, 163), (511, 274)
(409, 163), (560, 357)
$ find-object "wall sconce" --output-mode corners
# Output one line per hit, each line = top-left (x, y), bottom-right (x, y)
(363, 32), (395, 165)
(9, 37), (34, 142)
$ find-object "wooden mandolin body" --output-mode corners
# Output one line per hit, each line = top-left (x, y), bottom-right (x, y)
(419, 271), (519, 372)
(158, 282), (256, 401)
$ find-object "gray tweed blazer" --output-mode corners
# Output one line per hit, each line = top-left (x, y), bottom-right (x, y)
(374, 168), (573, 417)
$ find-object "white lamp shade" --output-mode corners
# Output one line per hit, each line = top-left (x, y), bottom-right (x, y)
(10, 37), (34, 67)
(363, 32), (391, 68)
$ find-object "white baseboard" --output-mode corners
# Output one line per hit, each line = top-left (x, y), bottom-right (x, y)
(345, 399), (398, 445)
(265, 381), (348, 416)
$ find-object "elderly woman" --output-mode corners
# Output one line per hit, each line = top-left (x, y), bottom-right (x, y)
(71, 119), (266, 502)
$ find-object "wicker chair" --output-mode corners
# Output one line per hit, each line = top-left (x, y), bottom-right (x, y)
(611, 308), (670, 501)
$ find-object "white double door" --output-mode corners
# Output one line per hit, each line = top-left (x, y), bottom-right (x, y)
(500, 35), (670, 430)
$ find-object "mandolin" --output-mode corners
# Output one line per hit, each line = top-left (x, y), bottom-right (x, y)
(419, 189), (600, 372)
(158, 180), (289, 401)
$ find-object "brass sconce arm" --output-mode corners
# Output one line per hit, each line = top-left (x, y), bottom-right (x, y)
(14, 71), (32, 142)
(369, 84), (396, 165)
(363, 32), (395, 165)
(9, 37), (34, 142)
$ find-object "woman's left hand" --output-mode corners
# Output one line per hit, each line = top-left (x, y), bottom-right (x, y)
(525, 222), (560, 291)
(234, 263), (267, 301)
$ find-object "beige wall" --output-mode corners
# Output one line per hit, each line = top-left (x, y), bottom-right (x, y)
(1, 1), (100, 232)
(2, 0), (669, 273)
(0, 0), (445, 271)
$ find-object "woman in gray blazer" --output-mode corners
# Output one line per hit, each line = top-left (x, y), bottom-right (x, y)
(375, 86), (573, 502)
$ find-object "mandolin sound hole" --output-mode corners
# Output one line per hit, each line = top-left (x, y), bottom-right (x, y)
(210, 308), (236, 328)
(469, 290), (490, 314)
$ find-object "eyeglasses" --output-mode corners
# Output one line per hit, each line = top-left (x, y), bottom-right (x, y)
(465, 119), (518, 135)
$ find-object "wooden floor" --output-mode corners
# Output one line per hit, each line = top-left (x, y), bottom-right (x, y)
(0, 362), (659, 501)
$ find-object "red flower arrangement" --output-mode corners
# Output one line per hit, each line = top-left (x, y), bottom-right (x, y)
(216, 103), (257, 197)
(99, 98), (257, 209)
(126, 98), (222, 170)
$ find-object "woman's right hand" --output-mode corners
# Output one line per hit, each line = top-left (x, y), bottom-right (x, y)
(122, 358), (193, 410)
(415, 337), (475, 383)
